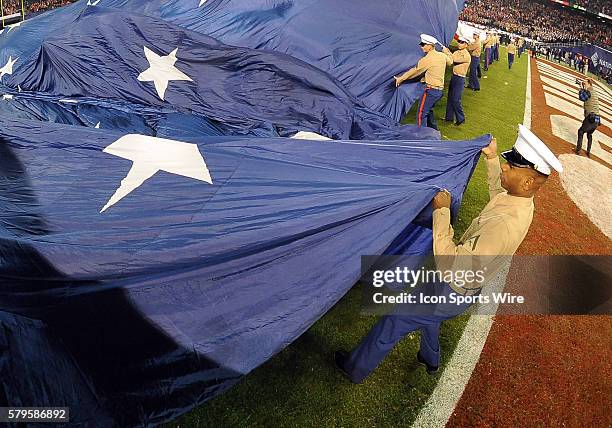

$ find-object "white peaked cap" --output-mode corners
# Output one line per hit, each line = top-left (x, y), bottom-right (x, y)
(420, 34), (440, 45)
(456, 28), (471, 43)
(503, 125), (563, 175)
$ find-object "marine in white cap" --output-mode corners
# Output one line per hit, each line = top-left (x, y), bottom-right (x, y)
(393, 33), (453, 130)
(444, 35), (471, 125)
(507, 38), (517, 70)
(432, 125), (562, 292)
(334, 127), (563, 382)
(467, 31), (482, 91)
(493, 30), (501, 62)
(483, 30), (495, 71)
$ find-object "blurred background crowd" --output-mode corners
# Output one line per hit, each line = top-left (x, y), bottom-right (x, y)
(1, 0), (74, 16)
(461, 0), (612, 47)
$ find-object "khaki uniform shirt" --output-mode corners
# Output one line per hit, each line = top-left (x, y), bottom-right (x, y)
(584, 88), (600, 116)
(518, 38), (525, 48)
(468, 40), (482, 57)
(508, 43), (517, 55)
(398, 49), (453, 89)
(484, 36), (495, 48)
(432, 156), (534, 295)
(452, 49), (472, 77)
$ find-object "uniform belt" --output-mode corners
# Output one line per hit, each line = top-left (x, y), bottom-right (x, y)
(425, 85), (443, 90)
(448, 282), (481, 297)
(453, 73), (466, 78)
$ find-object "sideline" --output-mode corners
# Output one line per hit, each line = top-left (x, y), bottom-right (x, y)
(411, 56), (532, 428)
(524, 57), (532, 128)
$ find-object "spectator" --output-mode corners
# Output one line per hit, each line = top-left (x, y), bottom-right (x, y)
(571, 0), (610, 16)
(1, 0), (75, 17)
(460, 0), (612, 48)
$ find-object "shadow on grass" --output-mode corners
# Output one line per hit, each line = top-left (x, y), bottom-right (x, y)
(170, 285), (470, 428)
(169, 47), (527, 428)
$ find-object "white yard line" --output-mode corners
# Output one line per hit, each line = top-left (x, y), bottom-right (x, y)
(536, 59), (612, 106)
(411, 264), (510, 428)
(524, 57), (532, 129)
(558, 154), (612, 238)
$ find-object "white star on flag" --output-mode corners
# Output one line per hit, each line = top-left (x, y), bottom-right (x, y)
(199, 0), (208, 6)
(95, 122), (101, 128)
(87, 0), (101, 5)
(0, 56), (18, 80)
(101, 134), (213, 213)
(137, 46), (193, 101)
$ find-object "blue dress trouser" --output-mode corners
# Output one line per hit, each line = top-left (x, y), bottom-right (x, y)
(508, 53), (515, 69)
(469, 56), (480, 90)
(416, 86), (443, 130)
(445, 75), (465, 123)
(484, 47), (491, 70)
(343, 282), (472, 383)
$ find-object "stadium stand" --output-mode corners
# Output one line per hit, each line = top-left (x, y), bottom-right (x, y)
(571, 0), (610, 16)
(460, 0), (612, 47)
(1, 0), (74, 16)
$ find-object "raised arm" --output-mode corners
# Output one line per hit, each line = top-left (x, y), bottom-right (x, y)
(394, 57), (428, 87)
(442, 46), (453, 66)
(431, 187), (509, 291)
(481, 137), (504, 199)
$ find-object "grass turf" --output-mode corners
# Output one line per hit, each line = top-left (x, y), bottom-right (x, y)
(169, 47), (528, 428)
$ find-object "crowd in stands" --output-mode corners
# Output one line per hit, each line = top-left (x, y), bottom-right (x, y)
(571, 0), (610, 15)
(461, 0), (612, 47)
(26, 0), (75, 14)
(1, 0), (21, 15)
(1, 0), (74, 16)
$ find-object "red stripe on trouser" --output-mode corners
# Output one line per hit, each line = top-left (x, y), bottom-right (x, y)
(418, 90), (428, 127)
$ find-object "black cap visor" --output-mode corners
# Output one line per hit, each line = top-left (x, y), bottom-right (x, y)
(501, 147), (535, 169)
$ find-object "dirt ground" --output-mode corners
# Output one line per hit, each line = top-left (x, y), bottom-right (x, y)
(446, 57), (612, 428)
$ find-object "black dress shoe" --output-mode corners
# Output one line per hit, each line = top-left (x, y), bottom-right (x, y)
(417, 352), (439, 375)
(575, 149), (581, 155)
(454, 121), (465, 126)
(443, 118), (454, 122)
(335, 351), (362, 384)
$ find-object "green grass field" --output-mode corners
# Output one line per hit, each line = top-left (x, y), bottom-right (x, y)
(170, 47), (528, 428)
